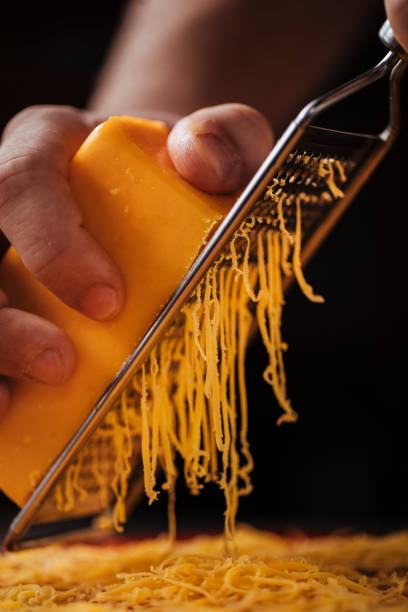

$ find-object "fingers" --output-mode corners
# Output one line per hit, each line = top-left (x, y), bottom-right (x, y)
(0, 105), (124, 321)
(0, 104), (117, 415)
(0, 285), (76, 420)
(385, 0), (408, 51)
(0, 102), (270, 417)
(0, 306), (76, 385)
(167, 103), (274, 194)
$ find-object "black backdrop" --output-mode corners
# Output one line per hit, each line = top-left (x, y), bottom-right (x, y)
(0, 1), (405, 540)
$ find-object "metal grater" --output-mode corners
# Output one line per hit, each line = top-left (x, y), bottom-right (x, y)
(3, 21), (407, 551)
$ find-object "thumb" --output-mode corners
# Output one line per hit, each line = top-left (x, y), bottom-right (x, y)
(385, 0), (408, 52)
(167, 103), (274, 195)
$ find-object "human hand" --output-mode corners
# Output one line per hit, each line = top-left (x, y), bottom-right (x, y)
(0, 103), (273, 418)
(385, 0), (408, 50)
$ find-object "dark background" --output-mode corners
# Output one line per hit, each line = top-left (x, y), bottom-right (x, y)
(0, 1), (405, 540)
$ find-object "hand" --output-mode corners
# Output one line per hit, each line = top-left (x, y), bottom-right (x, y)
(385, 0), (408, 50)
(0, 103), (273, 418)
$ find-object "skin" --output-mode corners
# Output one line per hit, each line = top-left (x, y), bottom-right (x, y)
(385, 0), (408, 49)
(0, 103), (273, 419)
(0, 0), (402, 418)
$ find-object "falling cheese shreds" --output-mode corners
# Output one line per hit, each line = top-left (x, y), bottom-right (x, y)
(52, 157), (347, 545)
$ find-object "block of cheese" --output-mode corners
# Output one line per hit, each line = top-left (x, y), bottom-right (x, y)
(0, 117), (233, 507)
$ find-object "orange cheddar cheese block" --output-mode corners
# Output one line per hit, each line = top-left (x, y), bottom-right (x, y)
(0, 116), (233, 507)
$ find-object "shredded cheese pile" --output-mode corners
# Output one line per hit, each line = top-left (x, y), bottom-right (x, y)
(1, 526), (408, 610)
(51, 156), (347, 540)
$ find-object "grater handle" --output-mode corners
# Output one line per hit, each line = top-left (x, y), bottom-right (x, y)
(379, 20), (408, 61)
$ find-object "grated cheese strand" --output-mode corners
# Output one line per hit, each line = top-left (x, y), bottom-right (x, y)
(53, 157), (346, 545)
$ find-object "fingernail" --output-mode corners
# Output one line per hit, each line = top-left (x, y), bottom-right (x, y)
(25, 349), (65, 385)
(192, 132), (240, 181)
(78, 283), (121, 320)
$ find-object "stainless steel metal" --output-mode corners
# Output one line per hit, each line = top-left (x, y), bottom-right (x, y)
(3, 22), (407, 551)
(379, 20), (408, 61)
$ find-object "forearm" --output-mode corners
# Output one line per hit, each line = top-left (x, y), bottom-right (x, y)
(89, 0), (381, 133)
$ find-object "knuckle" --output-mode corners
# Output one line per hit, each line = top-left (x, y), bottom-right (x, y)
(3, 105), (43, 133)
(28, 241), (69, 282)
(0, 153), (47, 217)
(0, 107), (91, 214)
(1, 106), (54, 144)
(2, 105), (79, 139)
(0, 152), (40, 181)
